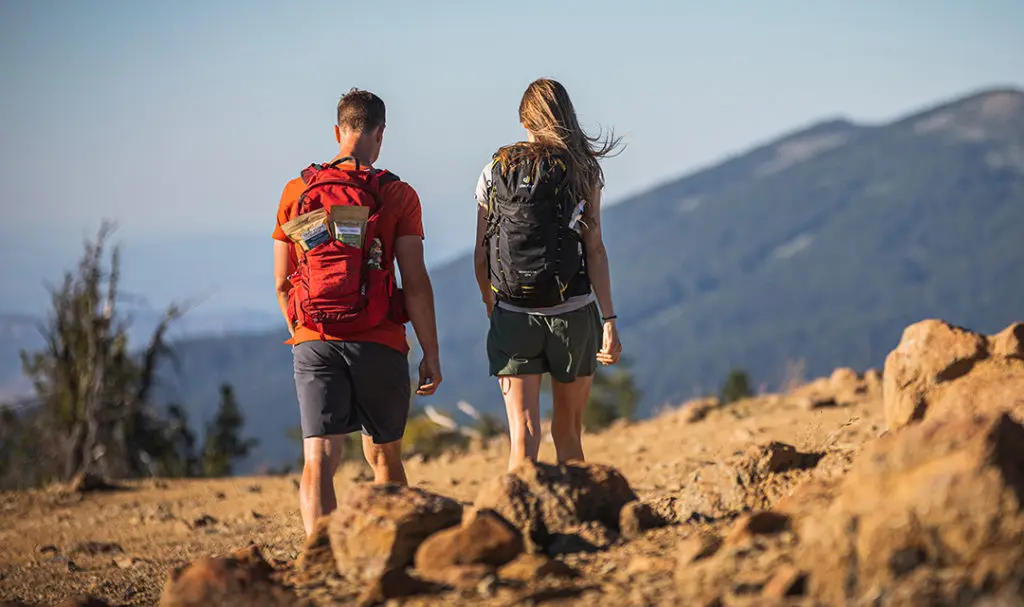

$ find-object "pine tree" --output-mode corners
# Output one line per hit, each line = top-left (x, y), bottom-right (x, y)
(720, 368), (753, 404)
(582, 362), (642, 431)
(202, 384), (258, 477)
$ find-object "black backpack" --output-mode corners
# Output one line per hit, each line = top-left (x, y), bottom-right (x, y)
(483, 145), (591, 308)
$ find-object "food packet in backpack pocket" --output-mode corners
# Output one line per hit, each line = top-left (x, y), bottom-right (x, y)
(330, 206), (370, 248)
(281, 208), (331, 252)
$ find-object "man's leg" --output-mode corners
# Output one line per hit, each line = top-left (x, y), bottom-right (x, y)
(500, 374), (543, 471)
(550, 376), (593, 463)
(300, 435), (345, 536)
(362, 435), (408, 484)
(293, 341), (360, 536)
(341, 342), (412, 484)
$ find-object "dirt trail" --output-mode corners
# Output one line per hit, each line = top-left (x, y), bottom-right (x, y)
(0, 387), (880, 606)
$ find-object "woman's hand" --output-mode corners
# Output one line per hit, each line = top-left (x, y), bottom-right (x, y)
(484, 291), (495, 318)
(597, 320), (622, 366)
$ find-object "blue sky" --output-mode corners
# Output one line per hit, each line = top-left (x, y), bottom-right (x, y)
(1, 0), (1022, 314)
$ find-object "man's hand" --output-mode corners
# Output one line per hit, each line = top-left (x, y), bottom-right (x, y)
(274, 240), (296, 337)
(596, 320), (622, 366)
(416, 356), (442, 396)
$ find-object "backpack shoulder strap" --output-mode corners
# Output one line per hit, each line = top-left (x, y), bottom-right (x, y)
(329, 156), (362, 170)
(374, 169), (401, 186)
(299, 163), (326, 185)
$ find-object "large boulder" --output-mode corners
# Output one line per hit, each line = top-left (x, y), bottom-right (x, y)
(789, 367), (880, 410)
(619, 500), (669, 540)
(883, 319), (1024, 430)
(797, 412), (1024, 605)
(674, 442), (822, 521)
(159, 546), (296, 607)
(328, 483), (462, 583)
(472, 460), (636, 552)
(413, 509), (523, 587)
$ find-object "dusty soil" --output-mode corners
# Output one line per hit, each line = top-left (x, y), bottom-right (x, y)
(0, 387), (882, 606)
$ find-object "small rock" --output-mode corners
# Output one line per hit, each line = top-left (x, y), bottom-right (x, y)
(624, 555), (673, 576)
(477, 574), (498, 597)
(66, 560), (81, 572)
(113, 556), (139, 569)
(548, 522), (619, 555)
(795, 395), (837, 410)
(38, 545), (59, 555)
(356, 568), (438, 607)
(55, 597), (110, 607)
(245, 484), (262, 494)
(191, 515), (218, 529)
(249, 510), (265, 520)
(70, 472), (118, 493)
(71, 541), (124, 556)
(213, 492), (226, 501)
(351, 469), (373, 483)
(419, 564), (493, 589)
(619, 500), (668, 539)
(678, 532), (722, 564)
(295, 516), (333, 575)
(681, 397), (720, 424)
(725, 511), (790, 547)
(645, 496), (682, 525)
(498, 553), (577, 582)
(762, 564), (805, 598)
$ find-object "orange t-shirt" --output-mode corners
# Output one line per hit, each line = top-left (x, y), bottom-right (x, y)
(272, 158), (424, 354)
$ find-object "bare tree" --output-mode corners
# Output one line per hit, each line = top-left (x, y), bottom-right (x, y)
(20, 223), (184, 481)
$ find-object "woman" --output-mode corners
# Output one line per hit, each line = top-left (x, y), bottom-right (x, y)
(474, 78), (623, 471)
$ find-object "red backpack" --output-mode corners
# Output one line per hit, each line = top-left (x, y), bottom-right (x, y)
(286, 157), (407, 339)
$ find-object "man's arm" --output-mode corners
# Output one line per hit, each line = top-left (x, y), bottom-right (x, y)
(395, 235), (442, 395)
(273, 240), (295, 337)
(473, 205), (494, 316)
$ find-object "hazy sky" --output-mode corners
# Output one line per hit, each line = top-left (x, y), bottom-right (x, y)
(1, 0), (1022, 313)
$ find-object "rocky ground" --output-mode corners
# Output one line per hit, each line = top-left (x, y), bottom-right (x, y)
(2, 319), (1023, 607)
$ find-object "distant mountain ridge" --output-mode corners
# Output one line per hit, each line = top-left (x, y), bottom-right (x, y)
(8, 86), (1024, 472)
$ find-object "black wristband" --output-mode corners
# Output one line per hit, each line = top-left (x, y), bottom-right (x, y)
(602, 315), (617, 322)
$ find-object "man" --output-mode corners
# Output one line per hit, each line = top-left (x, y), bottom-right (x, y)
(272, 89), (442, 536)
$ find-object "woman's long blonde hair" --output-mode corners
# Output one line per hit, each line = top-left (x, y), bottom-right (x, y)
(496, 78), (623, 201)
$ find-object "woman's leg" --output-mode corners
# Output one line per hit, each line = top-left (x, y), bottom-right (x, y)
(500, 374), (543, 471)
(550, 376), (593, 463)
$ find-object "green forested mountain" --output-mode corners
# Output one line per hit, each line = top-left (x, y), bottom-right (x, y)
(140, 87), (1024, 469)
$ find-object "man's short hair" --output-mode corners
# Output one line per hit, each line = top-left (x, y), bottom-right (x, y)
(336, 88), (385, 132)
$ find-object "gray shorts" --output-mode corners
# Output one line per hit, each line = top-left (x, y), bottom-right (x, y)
(292, 341), (411, 443)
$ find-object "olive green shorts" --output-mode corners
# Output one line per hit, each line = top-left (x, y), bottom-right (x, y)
(487, 302), (601, 382)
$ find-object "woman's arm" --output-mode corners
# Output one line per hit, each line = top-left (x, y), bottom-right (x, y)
(581, 188), (614, 318)
(474, 205), (495, 316)
(580, 187), (621, 365)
